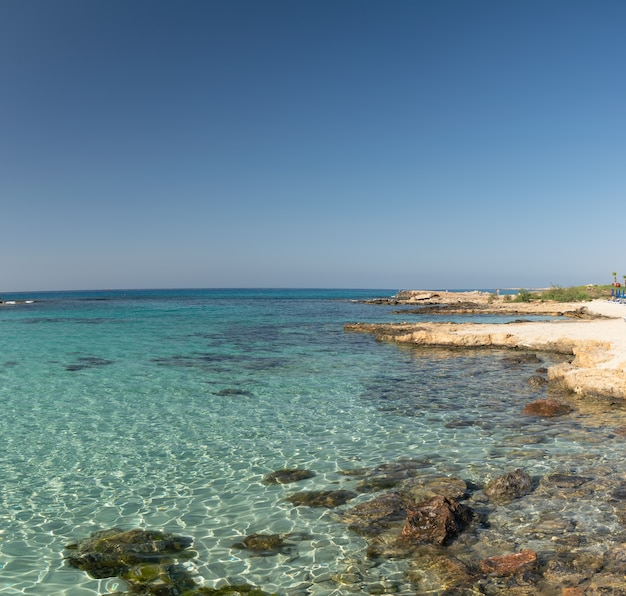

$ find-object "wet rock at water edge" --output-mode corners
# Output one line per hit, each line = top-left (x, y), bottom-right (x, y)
(232, 533), (297, 557)
(478, 549), (538, 577)
(485, 469), (533, 504)
(286, 489), (357, 508)
(527, 375), (548, 388)
(399, 495), (473, 546)
(501, 353), (542, 366)
(263, 469), (316, 484)
(523, 398), (573, 417)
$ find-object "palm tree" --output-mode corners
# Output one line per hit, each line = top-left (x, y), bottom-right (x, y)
(613, 271), (618, 285)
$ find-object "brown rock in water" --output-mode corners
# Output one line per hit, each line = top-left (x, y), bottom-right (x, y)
(485, 469), (533, 503)
(523, 398), (573, 417)
(478, 549), (537, 576)
(400, 495), (473, 546)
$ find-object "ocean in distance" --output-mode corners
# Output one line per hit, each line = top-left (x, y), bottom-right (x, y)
(1, 288), (626, 595)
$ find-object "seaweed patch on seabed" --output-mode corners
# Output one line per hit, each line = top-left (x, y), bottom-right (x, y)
(150, 353), (288, 373)
(64, 528), (275, 595)
(151, 353), (239, 369)
(65, 357), (115, 371)
(21, 317), (123, 325)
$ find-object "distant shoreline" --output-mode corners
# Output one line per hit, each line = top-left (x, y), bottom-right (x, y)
(348, 295), (626, 401)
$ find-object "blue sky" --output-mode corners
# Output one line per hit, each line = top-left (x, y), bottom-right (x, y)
(1, 0), (624, 291)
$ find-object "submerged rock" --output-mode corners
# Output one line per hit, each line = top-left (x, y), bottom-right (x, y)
(65, 528), (194, 579)
(65, 528), (199, 595)
(543, 473), (591, 489)
(527, 375), (548, 388)
(66, 528), (277, 595)
(485, 469), (533, 503)
(401, 475), (469, 504)
(399, 495), (473, 546)
(355, 460), (426, 493)
(478, 549), (538, 577)
(341, 491), (408, 537)
(501, 353), (542, 366)
(405, 548), (478, 593)
(263, 469), (316, 484)
(286, 489), (357, 508)
(523, 398), (573, 417)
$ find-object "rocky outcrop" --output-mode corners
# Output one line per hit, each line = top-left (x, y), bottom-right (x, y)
(345, 318), (626, 400)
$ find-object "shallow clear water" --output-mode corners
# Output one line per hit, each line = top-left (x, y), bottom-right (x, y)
(1, 289), (625, 594)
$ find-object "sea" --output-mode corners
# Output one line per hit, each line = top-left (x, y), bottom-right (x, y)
(1, 288), (626, 595)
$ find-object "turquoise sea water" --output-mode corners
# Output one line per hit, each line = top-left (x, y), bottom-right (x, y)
(1, 289), (626, 595)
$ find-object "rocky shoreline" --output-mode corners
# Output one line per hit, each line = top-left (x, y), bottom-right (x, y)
(349, 293), (626, 401)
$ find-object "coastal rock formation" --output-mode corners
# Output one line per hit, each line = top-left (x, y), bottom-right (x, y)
(399, 495), (473, 546)
(344, 302), (626, 401)
(484, 469), (533, 503)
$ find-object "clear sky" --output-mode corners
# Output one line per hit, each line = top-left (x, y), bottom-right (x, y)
(1, 0), (624, 291)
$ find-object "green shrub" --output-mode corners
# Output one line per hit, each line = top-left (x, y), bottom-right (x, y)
(513, 289), (534, 302)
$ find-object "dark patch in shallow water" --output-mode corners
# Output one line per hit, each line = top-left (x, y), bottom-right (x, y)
(214, 388), (254, 397)
(22, 317), (124, 325)
(151, 353), (288, 373)
(66, 357), (114, 371)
